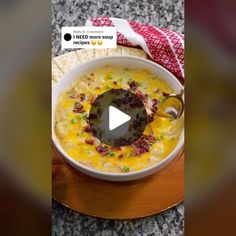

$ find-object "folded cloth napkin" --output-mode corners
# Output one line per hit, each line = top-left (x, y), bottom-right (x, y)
(86, 16), (184, 82)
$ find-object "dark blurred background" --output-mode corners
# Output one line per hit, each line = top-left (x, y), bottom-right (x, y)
(0, 0), (50, 235)
(185, 0), (236, 235)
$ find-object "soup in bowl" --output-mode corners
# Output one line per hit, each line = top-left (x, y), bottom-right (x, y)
(52, 56), (184, 181)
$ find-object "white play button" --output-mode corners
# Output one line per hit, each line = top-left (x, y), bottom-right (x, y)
(89, 89), (147, 146)
(109, 106), (131, 131)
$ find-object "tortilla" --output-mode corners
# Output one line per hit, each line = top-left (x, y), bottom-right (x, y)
(54, 51), (81, 74)
(52, 59), (65, 82)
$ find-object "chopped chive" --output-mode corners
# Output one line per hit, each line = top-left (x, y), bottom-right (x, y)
(108, 150), (115, 156)
(80, 113), (87, 121)
(71, 118), (78, 124)
(118, 77), (123, 82)
(123, 165), (130, 172)
(107, 74), (113, 80)
(125, 153), (131, 158)
(157, 135), (164, 141)
(105, 84), (112, 89)
(85, 149), (91, 155)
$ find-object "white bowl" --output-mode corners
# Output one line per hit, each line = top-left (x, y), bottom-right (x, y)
(52, 56), (184, 181)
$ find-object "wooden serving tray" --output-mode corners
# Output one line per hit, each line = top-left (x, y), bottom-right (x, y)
(52, 145), (184, 219)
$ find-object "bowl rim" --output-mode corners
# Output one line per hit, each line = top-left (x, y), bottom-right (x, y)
(52, 55), (184, 178)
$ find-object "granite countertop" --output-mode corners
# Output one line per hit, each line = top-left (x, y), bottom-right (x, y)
(52, 0), (184, 235)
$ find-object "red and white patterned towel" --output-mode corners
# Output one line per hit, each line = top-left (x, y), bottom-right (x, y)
(86, 16), (184, 82)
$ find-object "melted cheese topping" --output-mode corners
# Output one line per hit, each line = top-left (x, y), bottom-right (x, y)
(54, 66), (183, 173)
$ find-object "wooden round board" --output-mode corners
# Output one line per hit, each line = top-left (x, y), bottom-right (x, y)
(52, 47), (184, 219)
(52, 145), (184, 219)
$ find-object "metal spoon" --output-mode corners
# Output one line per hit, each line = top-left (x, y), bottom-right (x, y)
(157, 90), (184, 119)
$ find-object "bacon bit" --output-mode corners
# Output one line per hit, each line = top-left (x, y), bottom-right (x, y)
(69, 95), (78, 99)
(96, 145), (109, 156)
(113, 81), (117, 85)
(101, 151), (109, 156)
(96, 144), (108, 152)
(151, 107), (157, 113)
(111, 146), (121, 151)
(80, 93), (86, 101)
(85, 139), (94, 145)
(132, 147), (146, 156)
(132, 134), (156, 156)
(83, 125), (93, 133)
(128, 80), (138, 91)
(118, 154), (123, 159)
(73, 102), (85, 113)
(153, 98), (159, 106)
(87, 73), (95, 82)
(136, 91), (148, 103)
(155, 88), (160, 93)
(145, 134), (156, 144)
(151, 99), (159, 112)
(147, 114), (154, 123)
(135, 139), (149, 152)
(162, 92), (170, 97)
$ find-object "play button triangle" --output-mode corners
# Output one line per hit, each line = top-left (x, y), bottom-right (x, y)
(88, 89), (147, 147)
(109, 106), (131, 131)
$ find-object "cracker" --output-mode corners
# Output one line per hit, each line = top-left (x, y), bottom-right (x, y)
(94, 48), (109, 58)
(52, 59), (65, 82)
(107, 45), (123, 56)
(75, 49), (96, 63)
(54, 51), (81, 74)
(121, 46), (147, 58)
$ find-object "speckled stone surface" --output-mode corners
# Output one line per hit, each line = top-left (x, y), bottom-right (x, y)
(52, 0), (184, 57)
(52, 0), (184, 235)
